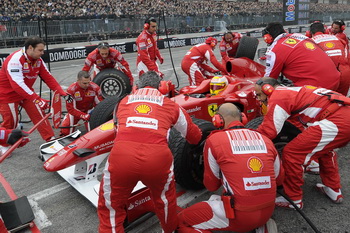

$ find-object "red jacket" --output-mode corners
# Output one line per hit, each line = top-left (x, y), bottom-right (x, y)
(264, 33), (340, 90)
(115, 88), (201, 145)
(82, 47), (132, 79)
(257, 85), (347, 140)
(136, 30), (162, 72)
(182, 43), (226, 74)
(219, 32), (242, 62)
(312, 33), (348, 66)
(204, 121), (279, 210)
(0, 48), (65, 103)
(66, 81), (103, 118)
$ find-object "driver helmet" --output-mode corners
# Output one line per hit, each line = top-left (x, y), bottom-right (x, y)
(210, 76), (228, 96)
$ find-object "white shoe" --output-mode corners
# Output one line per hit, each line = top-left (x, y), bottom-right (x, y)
(0, 145), (11, 157)
(305, 160), (320, 175)
(255, 218), (278, 233)
(316, 183), (343, 203)
(275, 196), (303, 209)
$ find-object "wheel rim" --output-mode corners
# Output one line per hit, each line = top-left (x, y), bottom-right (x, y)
(100, 77), (123, 98)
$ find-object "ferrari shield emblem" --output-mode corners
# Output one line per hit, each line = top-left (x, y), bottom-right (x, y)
(208, 103), (218, 117)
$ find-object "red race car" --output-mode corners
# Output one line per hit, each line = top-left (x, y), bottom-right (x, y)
(40, 36), (270, 226)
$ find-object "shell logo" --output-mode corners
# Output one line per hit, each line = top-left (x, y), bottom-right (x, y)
(99, 122), (115, 131)
(247, 157), (263, 173)
(325, 42), (334, 48)
(304, 85), (317, 90)
(305, 42), (316, 50)
(135, 104), (152, 114)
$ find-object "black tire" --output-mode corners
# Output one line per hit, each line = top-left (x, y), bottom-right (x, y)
(245, 116), (302, 154)
(169, 118), (216, 190)
(235, 36), (259, 60)
(89, 96), (123, 129)
(93, 69), (131, 99)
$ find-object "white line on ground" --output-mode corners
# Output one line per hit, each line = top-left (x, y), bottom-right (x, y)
(27, 182), (70, 230)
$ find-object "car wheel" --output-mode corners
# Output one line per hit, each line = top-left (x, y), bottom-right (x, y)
(90, 96), (124, 129)
(235, 36), (259, 60)
(245, 116), (302, 155)
(169, 118), (216, 190)
(93, 69), (131, 99)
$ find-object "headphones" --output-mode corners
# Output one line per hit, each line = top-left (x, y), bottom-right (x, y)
(212, 104), (244, 129)
(262, 28), (273, 45)
(256, 79), (275, 96)
(334, 20), (346, 31)
(205, 37), (217, 47)
(97, 42), (109, 50)
(144, 17), (155, 30)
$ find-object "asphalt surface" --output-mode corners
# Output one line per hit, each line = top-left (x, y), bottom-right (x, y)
(1, 30), (350, 233)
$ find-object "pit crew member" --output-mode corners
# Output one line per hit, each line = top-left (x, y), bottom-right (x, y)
(59, 71), (103, 136)
(97, 71), (202, 233)
(310, 22), (350, 96)
(219, 32), (242, 64)
(255, 77), (350, 209)
(0, 36), (70, 143)
(136, 17), (164, 78)
(262, 22), (340, 91)
(329, 20), (349, 46)
(181, 37), (227, 86)
(177, 103), (283, 233)
(82, 42), (133, 85)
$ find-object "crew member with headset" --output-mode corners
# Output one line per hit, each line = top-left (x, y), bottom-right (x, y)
(181, 37), (227, 86)
(136, 17), (164, 78)
(262, 22), (340, 91)
(97, 71), (202, 233)
(177, 103), (282, 233)
(254, 77), (350, 209)
(82, 42), (134, 85)
(219, 31), (242, 64)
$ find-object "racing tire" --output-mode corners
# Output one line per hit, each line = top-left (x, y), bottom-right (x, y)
(235, 36), (259, 60)
(169, 118), (216, 190)
(93, 69), (131, 99)
(89, 96), (124, 129)
(245, 116), (302, 155)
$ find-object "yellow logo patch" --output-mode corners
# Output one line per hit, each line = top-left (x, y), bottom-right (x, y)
(135, 104), (152, 114)
(285, 38), (297, 44)
(99, 122), (115, 131)
(247, 157), (263, 173)
(325, 42), (334, 48)
(208, 103), (218, 117)
(305, 42), (316, 50)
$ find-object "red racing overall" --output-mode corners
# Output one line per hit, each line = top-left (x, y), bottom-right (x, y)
(178, 121), (282, 233)
(98, 87), (201, 233)
(60, 81), (103, 136)
(312, 33), (350, 96)
(82, 47), (133, 85)
(219, 32), (242, 64)
(136, 30), (163, 77)
(181, 43), (226, 86)
(264, 33), (340, 91)
(0, 48), (66, 141)
(257, 86), (350, 202)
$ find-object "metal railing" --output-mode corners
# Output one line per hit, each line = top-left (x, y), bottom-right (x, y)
(0, 12), (349, 48)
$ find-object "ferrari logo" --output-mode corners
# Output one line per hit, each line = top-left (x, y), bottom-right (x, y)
(208, 103), (218, 117)
(305, 42), (316, 50)
(285, 39), (297, 44)
(99, 122), (114, 131)
(325, 42), (334, 48)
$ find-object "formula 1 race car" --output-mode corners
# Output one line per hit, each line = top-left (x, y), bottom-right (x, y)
(39, 36), (267, 224)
